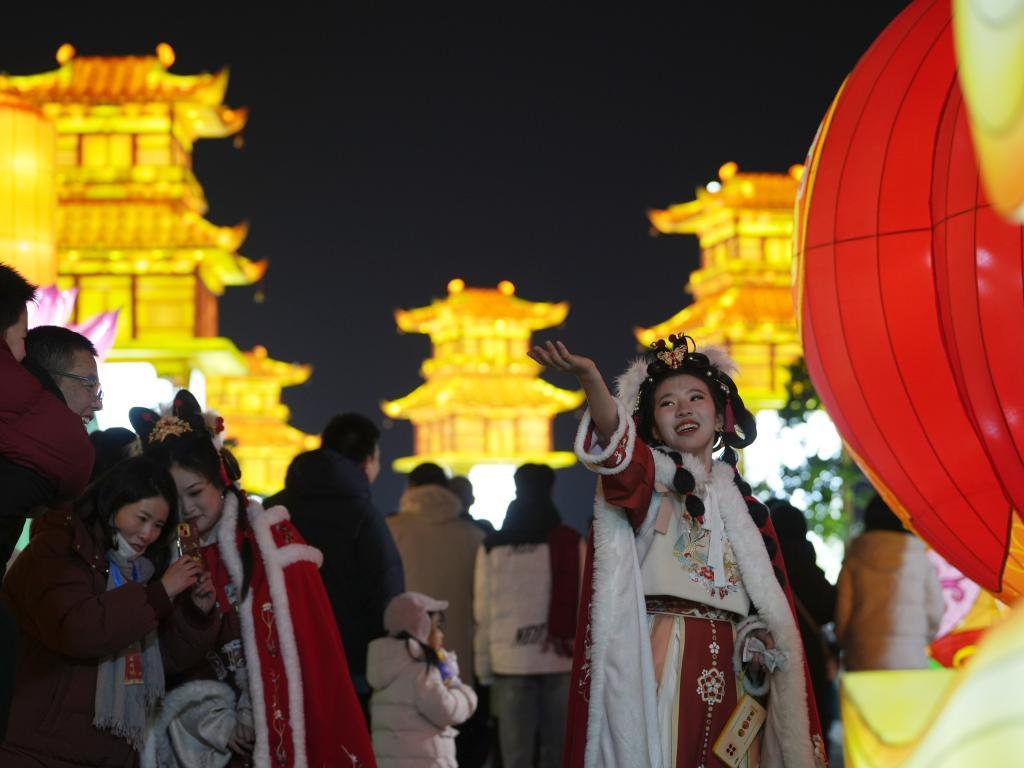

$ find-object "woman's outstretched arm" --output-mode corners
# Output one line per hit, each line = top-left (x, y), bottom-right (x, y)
(528, 341), (618, 443)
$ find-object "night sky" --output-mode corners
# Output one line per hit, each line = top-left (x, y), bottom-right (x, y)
(3, 4), (910, 522)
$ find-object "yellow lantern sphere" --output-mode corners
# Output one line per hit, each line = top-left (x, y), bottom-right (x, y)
(0, 95), (57, 286)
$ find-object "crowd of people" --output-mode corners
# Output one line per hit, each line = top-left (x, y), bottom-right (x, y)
(0, 260), (947, 768)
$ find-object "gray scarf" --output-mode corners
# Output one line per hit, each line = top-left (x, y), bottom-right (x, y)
(93, 545), (166, 751)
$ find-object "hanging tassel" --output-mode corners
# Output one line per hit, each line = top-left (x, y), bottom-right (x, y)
(724, 396), (736, 433)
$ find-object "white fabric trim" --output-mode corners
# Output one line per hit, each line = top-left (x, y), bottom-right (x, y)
(215, 494), (272, 768)
(575, 411), (816, 768)
(573, 398), (635, 476)
(248, 502), (309, 768)
(708, 462), (813, 768)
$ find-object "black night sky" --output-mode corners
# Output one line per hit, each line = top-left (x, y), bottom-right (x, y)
(2, 4), (910, 522)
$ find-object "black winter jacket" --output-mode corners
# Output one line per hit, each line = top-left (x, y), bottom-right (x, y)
(265, 448), (404, 693)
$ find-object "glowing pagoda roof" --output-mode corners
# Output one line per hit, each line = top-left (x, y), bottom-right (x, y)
(59, 202), (264, 292)
(61, 202), (247, 250)
(0, 45), (247, 139)
(383, 375), (583, 419)
(238, 345), (312, 388)
(636, 285), (799, 347)
(396, 281), (569, 336)
(649, 164), (803, 237)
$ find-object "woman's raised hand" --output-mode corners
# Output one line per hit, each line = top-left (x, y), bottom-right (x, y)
(160, 555), (202, 599)
(528, 340), (597, 378)
(528, 340), (619, 440)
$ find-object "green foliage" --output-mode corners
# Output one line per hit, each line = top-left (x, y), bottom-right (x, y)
(757, 357), (871, 542)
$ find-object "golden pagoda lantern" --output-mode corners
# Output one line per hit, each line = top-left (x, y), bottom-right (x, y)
(641, 163), (804, 411)
(0, 46), (311, 492)
(384, 280), (583, 475)
(0, 94), (56, 286)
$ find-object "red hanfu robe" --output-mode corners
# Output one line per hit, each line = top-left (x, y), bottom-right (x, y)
(563, 399), (826, 768)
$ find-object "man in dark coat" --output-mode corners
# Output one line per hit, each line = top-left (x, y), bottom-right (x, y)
(0, 264), (96, 741)
(265, 412), (404, 719)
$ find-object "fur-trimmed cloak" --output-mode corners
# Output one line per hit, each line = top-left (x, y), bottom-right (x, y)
(563, 396), (825, 768)
(146, 494), (376, 768)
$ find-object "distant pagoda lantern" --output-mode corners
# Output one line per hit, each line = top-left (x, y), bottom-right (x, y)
(640, 162), (804, 411)
(0, 94), (56, 286)
(0, 45), (315, 493)
(204, 346), (319, 495)
(383, 280), (583, 526)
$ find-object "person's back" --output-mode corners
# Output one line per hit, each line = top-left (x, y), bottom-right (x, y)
(387, 464), (484, 687)
(836, 496), (944, 671)
(266, 413), (403, 709)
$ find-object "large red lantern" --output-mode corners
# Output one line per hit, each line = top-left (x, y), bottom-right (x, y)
(794, 0), (1024, 601)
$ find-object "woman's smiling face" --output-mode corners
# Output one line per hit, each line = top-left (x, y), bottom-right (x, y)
(651, 373), (723, 463)
(170, 464), (225, 537)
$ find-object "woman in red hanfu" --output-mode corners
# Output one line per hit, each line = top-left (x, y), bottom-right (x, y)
(529, 336), (827, 768)
(131, 391), (375, 768)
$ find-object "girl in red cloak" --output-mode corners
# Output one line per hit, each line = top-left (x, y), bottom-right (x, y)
(132, 391), (376, 768)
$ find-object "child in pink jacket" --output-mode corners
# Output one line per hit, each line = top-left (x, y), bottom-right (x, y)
(367, 592), (478, 767)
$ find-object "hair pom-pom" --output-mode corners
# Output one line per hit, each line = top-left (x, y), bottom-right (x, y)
(673, 467), (696, 495)
(684, 494), (705, 521)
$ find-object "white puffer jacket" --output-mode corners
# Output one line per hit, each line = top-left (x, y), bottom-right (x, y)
(473, 541), (575, 682)
(367, 637), (478, 767)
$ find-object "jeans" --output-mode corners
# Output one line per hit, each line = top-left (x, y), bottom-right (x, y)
(491, 673), (570, 768)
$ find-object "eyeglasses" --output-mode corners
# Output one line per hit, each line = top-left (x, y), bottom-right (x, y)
(50, 370), (103, 402)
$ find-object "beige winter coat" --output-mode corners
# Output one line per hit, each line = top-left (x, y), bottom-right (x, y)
(387, 485), (485, 686)
(836, 531), (944, 671)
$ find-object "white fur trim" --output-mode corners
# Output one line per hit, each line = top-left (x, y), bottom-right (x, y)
(258, 504), (325, 568)
(247, 500), (309, 768)
(275, 543), (324, 569)
(141, 679), (236, 768)
(613, 356), (649, 413)
(215, 494), (271, 768)
(573, 398), (636, 476)
(583, 447), (815, 768)
(707, 462), (814, 768)
(585, 482), (662, 768)
(700, 343), (738, 379)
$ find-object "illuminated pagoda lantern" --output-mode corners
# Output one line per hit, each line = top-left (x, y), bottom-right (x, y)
(0, 44), (316, 494)
(383, 279), (583, 526)
(641, 162), (804, 412)
(642, 162), (843, 510)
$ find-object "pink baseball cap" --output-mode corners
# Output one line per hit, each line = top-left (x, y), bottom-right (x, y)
(384, 591), (449, 644)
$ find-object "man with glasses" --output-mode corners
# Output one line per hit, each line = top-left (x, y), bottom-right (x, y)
(24, 325), (103, 427)
(0, 269), (95, 741)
